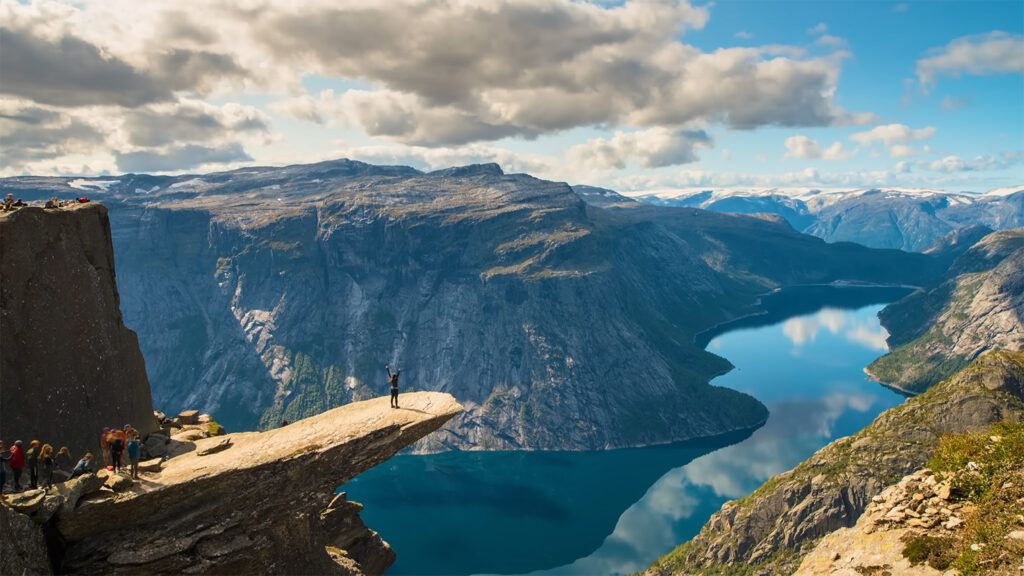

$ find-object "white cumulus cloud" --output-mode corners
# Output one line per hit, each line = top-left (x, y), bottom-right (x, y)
(917, 31), (1024, 88)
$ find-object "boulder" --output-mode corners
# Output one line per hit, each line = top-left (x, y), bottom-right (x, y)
(138, 458), (163, 473)
(177, 410), (199, 425)
(104, 473), (133, 492)
(56, 473), (105, 519)
(195, 438), (231, 457)
(31, 494), (64, 524)
(143, 435), (168, 459)
(6, 488), (46, 514)
(198, 414), (213, 424)
(172, 430), (207, 443)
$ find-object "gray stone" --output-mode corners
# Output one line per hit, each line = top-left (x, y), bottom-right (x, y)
(6, 489), (46, 514)
(0, 504), (51, 575)
(177, 410), (200, 425)
(56, 472), (105, 519)
(143, 435), (168, 458)
(31, 494), (64, 524)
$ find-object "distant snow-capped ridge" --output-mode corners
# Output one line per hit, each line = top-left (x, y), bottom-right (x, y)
(982, 186), (1024, 197)
(619, 185), (1021, 202)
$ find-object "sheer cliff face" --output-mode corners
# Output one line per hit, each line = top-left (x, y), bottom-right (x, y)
(0, 160), (939, 450)
(0, 204), (156, 458)
(868, 229), (1024, 393)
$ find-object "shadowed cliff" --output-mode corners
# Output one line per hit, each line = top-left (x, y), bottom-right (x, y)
(0, 204), (157, 457)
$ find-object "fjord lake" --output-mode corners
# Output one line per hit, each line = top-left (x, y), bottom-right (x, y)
(343, 286), (913, 575)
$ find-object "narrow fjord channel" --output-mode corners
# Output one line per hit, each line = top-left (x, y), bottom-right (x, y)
(343, 286), (913, 575)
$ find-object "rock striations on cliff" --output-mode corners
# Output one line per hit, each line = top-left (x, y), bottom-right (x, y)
(868, 228), (1024, 393)
(2, 160), (942, 451)
(0, 204), (157, 457)
(645, 349), (1024, 576)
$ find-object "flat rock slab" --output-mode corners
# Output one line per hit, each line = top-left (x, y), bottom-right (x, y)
(196, 438), (231, 457)
(6, 489), (46, 514)
(177, 410), (199, 425)
(57, 392), (462, 543)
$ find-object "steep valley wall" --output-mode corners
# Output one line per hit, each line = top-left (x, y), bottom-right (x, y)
(0, 204), (157, 458)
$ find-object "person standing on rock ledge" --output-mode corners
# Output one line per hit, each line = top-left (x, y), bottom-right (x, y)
(387, 365), (402, 408)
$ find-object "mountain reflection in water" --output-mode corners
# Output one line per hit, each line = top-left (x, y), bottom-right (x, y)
(344, 286), (911, 576)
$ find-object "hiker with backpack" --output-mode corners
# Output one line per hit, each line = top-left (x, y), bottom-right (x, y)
(127, 435), (141, 479)
(386, 365), (402, 408)
(109, 431), (126, 473)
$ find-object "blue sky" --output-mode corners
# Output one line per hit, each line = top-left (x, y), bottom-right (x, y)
(0, 0), (1021, 192)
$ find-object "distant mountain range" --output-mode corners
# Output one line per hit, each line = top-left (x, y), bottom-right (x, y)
(622, 186), (1024, 252)
(0, 159), (944, 451)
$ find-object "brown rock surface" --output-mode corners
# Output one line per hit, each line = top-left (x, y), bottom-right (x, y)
(57, 391), (461, 575)
(0, 204), (156, 458)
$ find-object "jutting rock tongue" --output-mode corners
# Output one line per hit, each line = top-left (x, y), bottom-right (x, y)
(0, 204), (157, 457)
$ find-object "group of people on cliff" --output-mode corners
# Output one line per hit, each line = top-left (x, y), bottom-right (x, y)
(0, 440), (83, 496)
(2, 193), (90, 212)
(1, 425), (141, 497)
(101, 426), (143, 479)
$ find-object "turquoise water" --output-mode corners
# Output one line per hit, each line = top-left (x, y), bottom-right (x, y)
(344, 286), (912, 575)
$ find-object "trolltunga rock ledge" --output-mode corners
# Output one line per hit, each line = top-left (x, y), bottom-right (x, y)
(57, 392), (462, 575)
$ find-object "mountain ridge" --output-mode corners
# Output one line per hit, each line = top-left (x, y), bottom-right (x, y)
(0, 159), (942, 451)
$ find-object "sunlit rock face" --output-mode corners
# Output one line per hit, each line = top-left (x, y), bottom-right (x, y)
(0, 160), (941, 450)
(869, 228), (1024, 393)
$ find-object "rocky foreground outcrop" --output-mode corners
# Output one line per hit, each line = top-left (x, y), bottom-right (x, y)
(645, 350), (1024, 576)
(0, 204), (157, 457)
(4, 391), (461, 575)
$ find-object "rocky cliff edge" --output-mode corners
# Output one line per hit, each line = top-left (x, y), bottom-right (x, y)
(7, 391), (461, 575)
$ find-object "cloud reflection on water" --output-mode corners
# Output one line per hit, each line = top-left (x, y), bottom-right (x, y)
(782, 307), (890, 352)
(524, 392), (880, 576)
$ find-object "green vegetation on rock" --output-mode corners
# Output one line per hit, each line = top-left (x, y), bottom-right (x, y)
(645, 350), (1024, 576)
(869, 230), (1024, 394)
(901, 420), (1024, 574)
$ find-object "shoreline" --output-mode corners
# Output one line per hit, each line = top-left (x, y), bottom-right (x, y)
(863, 366), (918, 397)
(694, 281), (918, 347)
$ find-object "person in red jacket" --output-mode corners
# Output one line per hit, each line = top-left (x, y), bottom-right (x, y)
(9, 440), (25, 492)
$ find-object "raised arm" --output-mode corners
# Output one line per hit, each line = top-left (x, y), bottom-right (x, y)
(386, 365), (393, 378)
